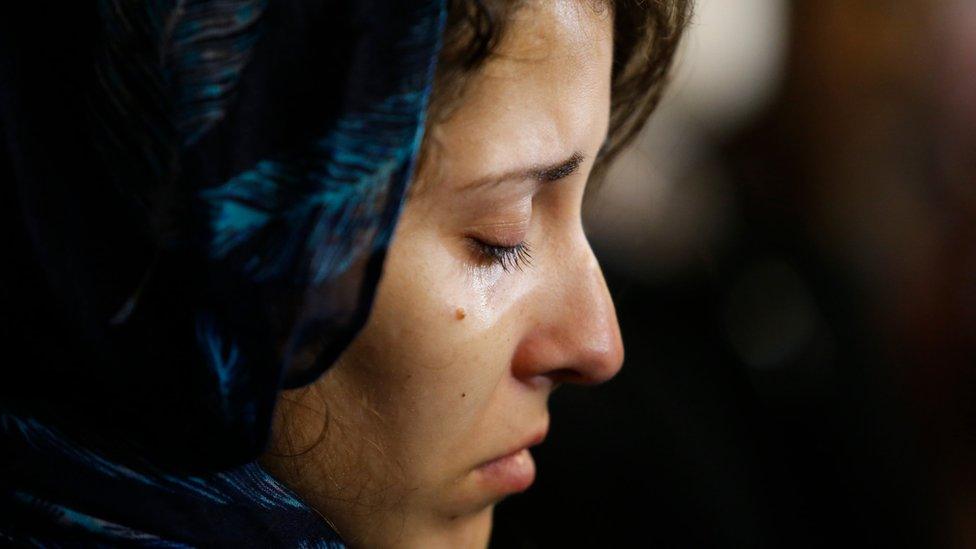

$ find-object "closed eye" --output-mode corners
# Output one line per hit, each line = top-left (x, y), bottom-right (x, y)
(468, 238), (533, 272)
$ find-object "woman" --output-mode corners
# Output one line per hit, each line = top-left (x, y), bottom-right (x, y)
(0, 0), (687, 546)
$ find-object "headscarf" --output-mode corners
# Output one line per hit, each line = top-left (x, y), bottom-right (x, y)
(0, 0), (445, 545)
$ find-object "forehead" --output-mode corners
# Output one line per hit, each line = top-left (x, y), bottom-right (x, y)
(431, 1), (613, 183)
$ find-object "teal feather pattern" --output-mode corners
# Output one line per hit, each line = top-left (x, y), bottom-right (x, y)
(195, 312), (246, 419)
(166, 0), (267, 145)
(91, 0), (267, 239)
(200, 91), (425, 284)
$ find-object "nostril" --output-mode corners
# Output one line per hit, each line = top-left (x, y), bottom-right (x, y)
(512, 336), (623, 387)
(547, 367), (582, 384)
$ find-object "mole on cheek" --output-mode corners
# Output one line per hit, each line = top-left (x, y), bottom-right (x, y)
(454, 307), (466, 320)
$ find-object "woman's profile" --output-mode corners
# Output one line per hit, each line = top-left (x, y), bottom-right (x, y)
(0, 0), (689, 546)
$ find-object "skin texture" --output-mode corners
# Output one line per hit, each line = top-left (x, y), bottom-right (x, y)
(261, 2), (622, 547)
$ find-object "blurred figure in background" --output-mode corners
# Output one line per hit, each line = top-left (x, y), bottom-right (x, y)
(494, 1), (975, 547)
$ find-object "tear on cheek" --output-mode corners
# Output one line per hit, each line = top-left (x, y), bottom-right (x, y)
(455, 307), (467, 320)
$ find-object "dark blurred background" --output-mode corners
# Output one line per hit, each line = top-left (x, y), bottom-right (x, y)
(493, 1), (976, 547)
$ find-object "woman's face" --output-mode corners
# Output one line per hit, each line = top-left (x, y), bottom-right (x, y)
(262, 2), (621, 546)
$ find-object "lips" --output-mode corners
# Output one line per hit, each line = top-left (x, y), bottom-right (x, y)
(480, 428), (547, 468)
(474, 427), (548, 494)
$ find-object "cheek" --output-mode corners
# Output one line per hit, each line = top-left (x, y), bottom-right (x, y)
(368, 211), (537, 380)
(344, 220), (530, 462)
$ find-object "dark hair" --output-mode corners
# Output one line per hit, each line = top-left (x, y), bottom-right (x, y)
(421, 0), (692, 182)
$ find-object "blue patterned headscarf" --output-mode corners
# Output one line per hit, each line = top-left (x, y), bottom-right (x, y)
(0, 1), (445, 545)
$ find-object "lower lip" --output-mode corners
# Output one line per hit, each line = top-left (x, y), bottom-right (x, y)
(475, 447), (536, 494)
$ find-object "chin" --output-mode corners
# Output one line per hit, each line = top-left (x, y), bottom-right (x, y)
(436, 503), (496, 549)
(441, 507), (496, 549)
(347, 506), (494, 549)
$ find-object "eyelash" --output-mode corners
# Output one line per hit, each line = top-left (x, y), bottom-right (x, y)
(469, 238), (533, 272)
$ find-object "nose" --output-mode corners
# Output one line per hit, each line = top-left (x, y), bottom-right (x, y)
(510, 241), (624, 387)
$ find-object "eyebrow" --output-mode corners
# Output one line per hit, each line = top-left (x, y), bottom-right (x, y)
(461, 151), (585, 190)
